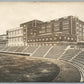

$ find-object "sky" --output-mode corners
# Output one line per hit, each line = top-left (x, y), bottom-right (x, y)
(0, 2), (84, 34)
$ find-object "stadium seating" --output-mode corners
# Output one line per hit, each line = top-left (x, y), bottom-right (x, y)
(0, 44), (84, 82)
(15, 46), (26, 52)
(6, 47), (19, 52)
(0, 45), (6, 50)
(23, 46), (38, 53)
(63, 51), (84, 82)
(70, 51), (84, 68)
(60, 49), (80, 61)
(45, 45), (67, 59)
(32, 45), (51, 57)
(1, 46), (10, 51)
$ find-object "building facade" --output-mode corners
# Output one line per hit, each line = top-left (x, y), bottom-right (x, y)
(20, 16), (82, 45)
(0, 34), (7, 46)
(7, 27), (24, 46)
(6, 16), (84, 46)
(20, 20), (43, 46)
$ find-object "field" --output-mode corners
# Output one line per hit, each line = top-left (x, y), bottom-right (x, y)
(0, 53), (81, 82)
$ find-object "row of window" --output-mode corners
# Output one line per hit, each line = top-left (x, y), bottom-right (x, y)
(27, 37), (75, 42)
(62, 20), (69, 25)
(76, 23), (84, 28)
(39, 25), (69, 34)
(8, 43), (24, 46)
(8, 30), (23, 36)
(8, 37), (23, 42)
(78, 36), (84, 41)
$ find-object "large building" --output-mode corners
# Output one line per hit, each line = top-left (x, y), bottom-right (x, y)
(20, 16), (84, 46)
(7, 27), (24, 46)
(7, 16), (84, 46)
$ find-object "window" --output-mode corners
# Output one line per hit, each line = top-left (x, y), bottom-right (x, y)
(34, 33), (36, 35)
(19, 38), (21, 41)
(16, 31), (18, 35)
(83, 33), (84, 36)
(54, 22), (59, 27)
(67, 37), (70, 40)
(39, 39), (41, 41)
(54, 37), (57, 40)
(62, 20), (69, 25)
(36, 39), (38, 41)
(54, 27), (59, 32)
(46, 24), (51, 29)
(71, 38), (73, 40)
(46, 38), (48, 41)
(24, 36), (26, 38)
(13, 31), (15, 35)
(31, 32), (33, 35)
(76, 22), (79, 25)
(41, 26), (45, 29)
(76, 27), (79, 30)
(50, 38), (52, 40)
(8, 33), (11, 37)
(79, 28), (82, 32)
(79, 32), (82, 36)
(33, 39), (35, 41)
(59, 37), (61, 40)
(24, 25), (26, 27)
(24, 32), (26, 34)
(19, 30), (21, 34)
(30, 40), (32, 41)
(80, 24), (82, 27)
(63, 25), (69, 30)
(46, 28), (52, 33)
(11, 39), (12, 43)
(39, 30), (45, 33)
(64, 37), (66, 39)
(42, 38), (45, 41)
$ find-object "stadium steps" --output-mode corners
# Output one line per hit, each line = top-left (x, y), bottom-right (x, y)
(59, 49), (80, 61)
(32, 45), (51, 57)
(45, 45), (67, 59)
(6, 47), (19, 52)
(67, 51), (84, 82)
(23, 46), (38, 54)
(15, 46), (26, 52)
(0, 45), (6, 51)
(1, 46), (10, 51)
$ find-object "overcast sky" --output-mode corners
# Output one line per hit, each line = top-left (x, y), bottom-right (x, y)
(0, 2), (84, 34)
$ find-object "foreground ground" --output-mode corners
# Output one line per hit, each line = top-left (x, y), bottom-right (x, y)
(0, 53), (81, 82)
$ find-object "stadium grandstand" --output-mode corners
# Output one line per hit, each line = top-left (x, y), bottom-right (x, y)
(0, 15), (84, 82)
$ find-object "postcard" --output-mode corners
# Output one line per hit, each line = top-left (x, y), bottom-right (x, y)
(0, 2), (83, 82)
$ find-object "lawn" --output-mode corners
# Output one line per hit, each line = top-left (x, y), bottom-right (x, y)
(0, 53), (81, 82)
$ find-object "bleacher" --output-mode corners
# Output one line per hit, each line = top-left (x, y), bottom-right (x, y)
(0, 44), (84, 81)
(32, 45), (52, 57)
(15, 46), (26, 52)
(0, 45), (5, 50)
(6, 47), (19, 52)
(70, 51), (84, 68)
(0, 45), (68, 58)
(59, 49), (80, 61)
(45, 45), (67, 59)
(1, 46), (10, 51)
(23, 46), (38, 53)
(68, 51), (84, 81)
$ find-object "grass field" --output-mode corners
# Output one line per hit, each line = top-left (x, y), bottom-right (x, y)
(0, 53), (81, 82)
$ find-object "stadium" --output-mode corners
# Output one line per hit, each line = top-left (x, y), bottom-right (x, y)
(0, 16), (84, 82)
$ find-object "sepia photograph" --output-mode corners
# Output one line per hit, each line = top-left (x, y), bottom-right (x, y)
(0, 1), (84, 82)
